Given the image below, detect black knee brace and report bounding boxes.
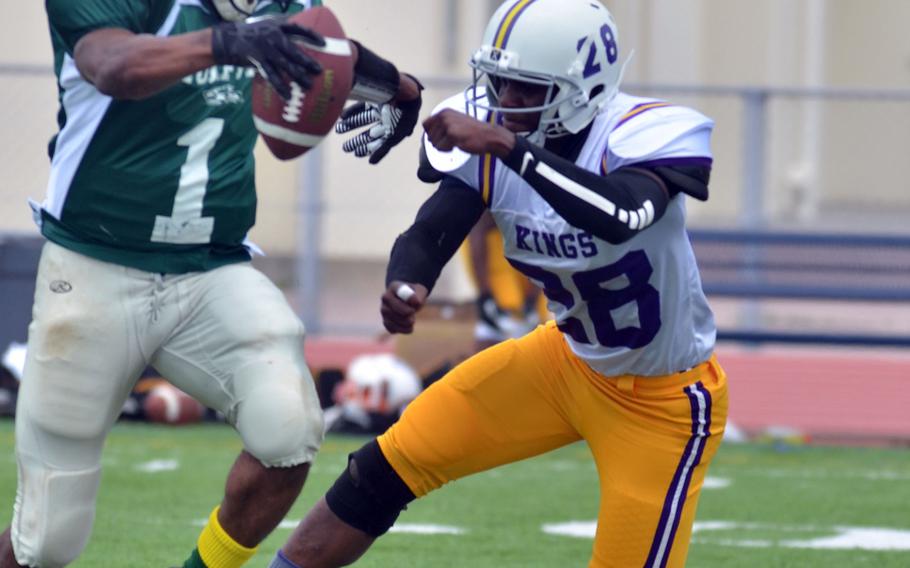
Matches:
[325,440,416,537]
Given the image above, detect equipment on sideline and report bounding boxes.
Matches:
[326,353,421,433]
[143,383,206,425]
[252,7,354,159]
[340,353,421,415]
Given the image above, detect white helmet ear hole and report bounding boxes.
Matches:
[571,91,590,108]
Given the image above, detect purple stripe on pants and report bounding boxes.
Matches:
[643,381,713,568]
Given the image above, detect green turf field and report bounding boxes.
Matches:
[0,421,907,567]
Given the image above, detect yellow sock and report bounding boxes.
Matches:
[197,506,258,568]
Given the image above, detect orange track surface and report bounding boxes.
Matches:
[716,346,910,442]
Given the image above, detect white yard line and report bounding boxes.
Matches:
[193,519,466,535]
[133,459,179,473]
[727,467,910,481]
[703,476,732,489]
[389,523,466,535]
[542,520,910,551]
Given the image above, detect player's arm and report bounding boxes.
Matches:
[381,178,486,334]
[74,19,324,100]
[74,29,213,99]
[423,110,710,245]
[499,135,710,244]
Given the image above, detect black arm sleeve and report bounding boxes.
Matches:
[386,177,486,292]
[501,136,710,244]
[349,40,400,104]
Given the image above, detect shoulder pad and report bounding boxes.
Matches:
[608,105,714,167]
[417,143,445,184]
[420,89,490,187]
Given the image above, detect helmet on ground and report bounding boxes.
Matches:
[337,354,422,417]
[467,0,627,140]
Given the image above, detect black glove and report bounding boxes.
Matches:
[211,16,325,100]
[334,75,423,164]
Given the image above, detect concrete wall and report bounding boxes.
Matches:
[0,5,57,234]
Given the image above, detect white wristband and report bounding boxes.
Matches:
[395,284,416,302]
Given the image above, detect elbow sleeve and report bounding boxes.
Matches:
[386,178,485,291]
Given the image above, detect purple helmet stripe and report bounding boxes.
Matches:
[493,0,538,49]
[500,0,538,49]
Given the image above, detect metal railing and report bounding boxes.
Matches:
[688,228,910,347]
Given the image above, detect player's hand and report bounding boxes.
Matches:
[211,16,325,100]
[423,109,516,157]
[381,282,428,334]
[336,75,424,164]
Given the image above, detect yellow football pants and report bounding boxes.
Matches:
[379,321,728,567]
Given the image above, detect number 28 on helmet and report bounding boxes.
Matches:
[467,0,630,141]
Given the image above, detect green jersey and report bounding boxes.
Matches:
[41,0,320,273]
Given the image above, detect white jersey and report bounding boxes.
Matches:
[426,91,717,377]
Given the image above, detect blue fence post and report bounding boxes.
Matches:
[740,89,769,334]
[298,145,325,335]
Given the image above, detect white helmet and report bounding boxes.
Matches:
[467,0,627,140]
[336,354,421,419]
[207,0,257,21]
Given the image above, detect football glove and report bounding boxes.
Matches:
[211,16,325,100]
[335,76,424,164]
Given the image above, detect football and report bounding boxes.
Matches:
[143,384,206,426]
[252,7,354,160]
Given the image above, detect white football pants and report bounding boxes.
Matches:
[11,241,323,567]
